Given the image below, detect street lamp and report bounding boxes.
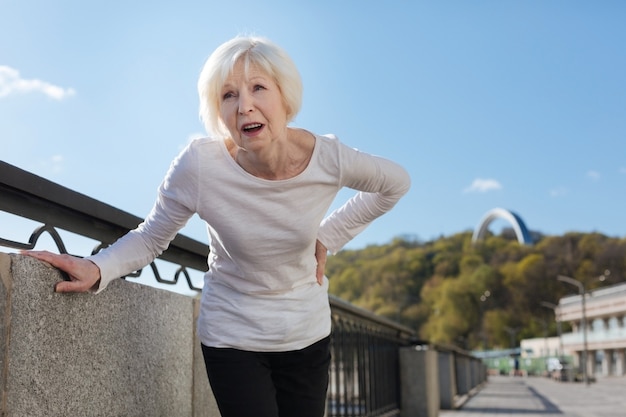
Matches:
[479,290,491,349]
[540,301,563,361]
[504,326,518,349]
[557,275,589,385]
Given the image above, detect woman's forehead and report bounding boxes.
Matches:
[223,59,272,84]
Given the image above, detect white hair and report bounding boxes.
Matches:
[197,36,303,138]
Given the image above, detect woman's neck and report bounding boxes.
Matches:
[228,128,315,180]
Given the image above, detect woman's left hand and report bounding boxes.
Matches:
[314,239,327,285]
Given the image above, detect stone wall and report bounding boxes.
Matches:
[0,253,220,417]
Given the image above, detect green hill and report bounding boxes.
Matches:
[326,230,626,350]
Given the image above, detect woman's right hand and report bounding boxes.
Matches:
[20,250,102,293]
[314,239,327,286]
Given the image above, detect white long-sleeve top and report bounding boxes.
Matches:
[88,133,410,351]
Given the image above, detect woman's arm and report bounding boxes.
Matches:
[23,142,201,294]
[87,145,200,292]
[318,144,411,254]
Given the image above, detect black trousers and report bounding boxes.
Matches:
[201,336,331,417]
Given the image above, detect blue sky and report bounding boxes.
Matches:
[2,0,626,255]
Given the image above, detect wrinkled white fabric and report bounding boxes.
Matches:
[88,133,410,351]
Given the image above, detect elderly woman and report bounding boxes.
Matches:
[24,36,410,417]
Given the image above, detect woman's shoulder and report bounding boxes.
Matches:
[308,131,340,151]
[186,136,223,150]
[168,136,230,177]
[294,129,363,161]
[179,136,229,159]
[313,132,358,157]
[313,132,339,143]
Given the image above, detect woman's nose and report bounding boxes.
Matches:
[238,92,253,114]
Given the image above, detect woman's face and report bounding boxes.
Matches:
[219,59,288,150]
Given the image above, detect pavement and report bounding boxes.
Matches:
[438,374,626,417]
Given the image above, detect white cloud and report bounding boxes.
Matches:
[463,178,502,193]
[587,170,601,180]
[550,187,568,197]
[37,154,64,174]
[0,65,76,100]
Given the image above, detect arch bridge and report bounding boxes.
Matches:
[472,208,532,245]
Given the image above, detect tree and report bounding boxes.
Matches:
[326,232,626,350]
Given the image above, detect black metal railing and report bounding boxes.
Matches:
[1,160,418,415]
[328,296,416,417]
[0,161,208,289]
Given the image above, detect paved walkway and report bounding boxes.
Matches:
[439,375,626,417]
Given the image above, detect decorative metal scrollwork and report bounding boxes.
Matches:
[1,224,68,254]
[0,222,202,292]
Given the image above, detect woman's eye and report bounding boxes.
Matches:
[253,84,265,92]
[222,91,235,100]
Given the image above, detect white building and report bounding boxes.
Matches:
[520,336,568,360]
[558,281,626,377]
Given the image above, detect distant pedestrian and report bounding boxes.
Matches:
[23,35,410,417]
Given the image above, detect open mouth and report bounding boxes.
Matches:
[242,123,263,134]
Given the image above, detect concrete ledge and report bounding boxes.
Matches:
[1,252,10,412]
[0,253,219,417]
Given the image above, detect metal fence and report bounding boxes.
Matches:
[329,296,415,416]
[0,161,416,416]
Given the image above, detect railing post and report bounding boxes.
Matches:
[399,345,439,417]
[437,350,457,409]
